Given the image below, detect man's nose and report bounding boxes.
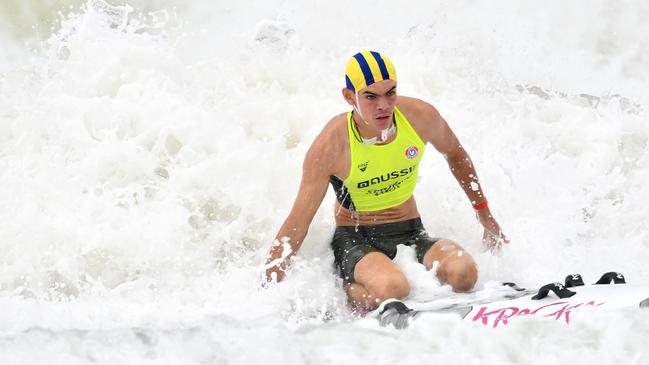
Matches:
[377,97,389,110]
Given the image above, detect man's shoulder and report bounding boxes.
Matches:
[396,96,444,144]
[301,112,349,176]
[324,112,348,129]
[317,112,349,142]
[307,112,349,156]
[396,96,439,117]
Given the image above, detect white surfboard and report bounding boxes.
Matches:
[377,274,649,329]
[460,283,649,328]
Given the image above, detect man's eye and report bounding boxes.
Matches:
[366,95,376,100]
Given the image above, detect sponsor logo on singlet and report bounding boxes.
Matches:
[357,165,416,189]
[405,146,419,159]
[357,161,368,172]
[366,180,405,196]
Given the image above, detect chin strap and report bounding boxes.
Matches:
[353,91,366,123]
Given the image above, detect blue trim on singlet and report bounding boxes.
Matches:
[329,175,355,211]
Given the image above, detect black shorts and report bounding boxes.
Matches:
[331,218,440,285]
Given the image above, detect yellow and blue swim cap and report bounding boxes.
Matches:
[345,51,397,92]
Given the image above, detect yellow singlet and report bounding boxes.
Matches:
[330,107,426,212]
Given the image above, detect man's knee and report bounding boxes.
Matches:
[354,252,411,302]
[370,274,411,301]
[442,256,477,292]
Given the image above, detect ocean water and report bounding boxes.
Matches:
[1,0,648,363]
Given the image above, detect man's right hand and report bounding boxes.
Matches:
[263,262,286,287]
[262,238,294,287]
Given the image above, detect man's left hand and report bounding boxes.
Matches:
[476,209,509,253]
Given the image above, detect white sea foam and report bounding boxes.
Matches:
[1,0,649,364]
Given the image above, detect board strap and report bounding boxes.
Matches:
[531,282,576,300]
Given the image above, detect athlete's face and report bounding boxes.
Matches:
[349,80,397,130]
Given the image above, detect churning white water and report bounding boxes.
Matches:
[1,0,649,363]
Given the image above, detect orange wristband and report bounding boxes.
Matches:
[472,200,488,210]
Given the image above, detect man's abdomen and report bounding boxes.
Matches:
[334,196,420,226]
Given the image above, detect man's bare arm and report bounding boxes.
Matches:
[427,111,487,208]
[408,100,508,250]
[264,128,337,283]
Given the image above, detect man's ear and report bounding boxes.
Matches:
[342,88,356,106]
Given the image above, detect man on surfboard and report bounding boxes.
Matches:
[264,51,507,310]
